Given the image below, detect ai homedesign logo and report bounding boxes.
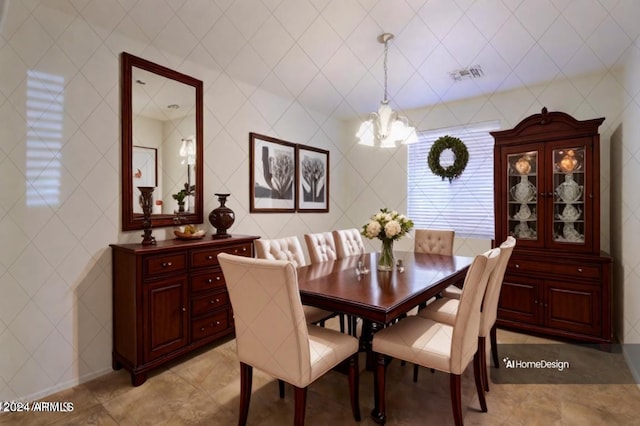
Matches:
[502,356,570,372]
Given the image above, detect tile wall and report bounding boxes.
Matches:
[0,0,639,402]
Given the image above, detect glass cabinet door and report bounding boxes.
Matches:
[552,147,585,245]
[507,151,539,242]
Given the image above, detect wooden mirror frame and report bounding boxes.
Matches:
[121,52,203,231]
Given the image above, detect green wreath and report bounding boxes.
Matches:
[427,135,469,183]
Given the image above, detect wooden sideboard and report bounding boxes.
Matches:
[111,235,259,386]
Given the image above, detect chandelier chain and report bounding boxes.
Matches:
[383,38,389,103]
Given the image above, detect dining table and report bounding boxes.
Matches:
[297,251,474,368]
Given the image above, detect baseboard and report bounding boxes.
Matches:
[13,367,113,402]
[622,344,640,390]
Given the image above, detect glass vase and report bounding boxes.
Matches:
[378,239,395,271]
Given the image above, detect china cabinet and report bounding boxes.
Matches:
[111,235,259,385]
[492,108,612,345]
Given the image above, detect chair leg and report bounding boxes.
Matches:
[490,324,499,368]
[473,352,488,413]
[239,362,253,426]
[348,353,361,421]
[293,386,307,426]
[449,373,463,426]
[449,373,462,426]
[371,353,386,424]
[478,336,489,392]
[278,379,285,398]
[348,315,358,337]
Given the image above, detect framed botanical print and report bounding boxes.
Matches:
[297,144,329,212]
[249,133,297,212]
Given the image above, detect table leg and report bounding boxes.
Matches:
[361,320,386,371]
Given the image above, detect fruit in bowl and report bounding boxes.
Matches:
[174,225,205,239]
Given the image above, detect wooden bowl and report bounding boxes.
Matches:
[174,229,206,240]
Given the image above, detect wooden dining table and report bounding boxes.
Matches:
[297,251,474,368]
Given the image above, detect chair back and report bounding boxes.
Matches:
[218,253,312,387]
[479,236,516,336]
[450,247,500,374]
[304,232,337,263]
[254,236,307,267]
[414,229,455,256]
[332,229,366,258]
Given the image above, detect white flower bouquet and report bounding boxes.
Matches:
[362,208,414,242]
[362,208,414,271]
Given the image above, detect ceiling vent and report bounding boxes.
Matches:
[449,65,484,82]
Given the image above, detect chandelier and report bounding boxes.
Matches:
[356,33,417,148]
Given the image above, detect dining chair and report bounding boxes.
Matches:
[417,236,516,391]
[371,247,501,426]
[304,232,354,336]
[304,231,337,263]
[414,228,455,255]
[332,228,366,259]
[413,228,456,309]
[218,254,361,426]
[254,236,342,329]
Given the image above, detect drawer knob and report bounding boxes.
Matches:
[216,321,220,325]
[207,255,213,260]
[207,278,213,284]
[578,268,583,272]
[515,264,520,268]
[234,249,238,253]
[216,276,221,281]
[182,307,186,312]
[242,247,247,252]
[201,327,205,332]
[162,262,172,267]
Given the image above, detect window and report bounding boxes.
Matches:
[407,121,500,239]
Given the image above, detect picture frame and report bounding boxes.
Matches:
[297,144,329,212]
[249,133,297,213]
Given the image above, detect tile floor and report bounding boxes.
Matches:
[1,324,639,425]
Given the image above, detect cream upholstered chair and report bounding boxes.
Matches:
[418,237,516,391]
[332,228,366,259]
[414,228,455,255]
[254,237,338,327]
[218,254,360,425]
[304,232,354,336]
[371,248,501,426]
[413,228,456,310]
[304,232,338,263]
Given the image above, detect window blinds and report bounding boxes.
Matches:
[407,121,500,239]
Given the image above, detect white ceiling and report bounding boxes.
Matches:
[59,0,640,119]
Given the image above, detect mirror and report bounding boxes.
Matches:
[121,52,203,231]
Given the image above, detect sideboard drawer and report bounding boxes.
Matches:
[145,252,187,276]
[192,291,228,316]
[191,269,225,292]
[191,311,228,341]
[509,259,600,279]
[191,243,252,268]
